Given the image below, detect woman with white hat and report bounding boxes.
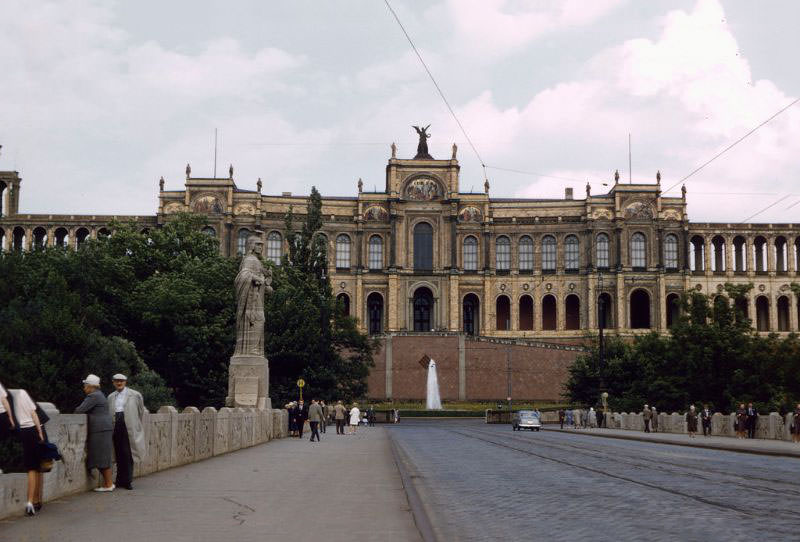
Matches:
[75,374,114,491]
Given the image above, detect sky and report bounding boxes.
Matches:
[1,0,798,223]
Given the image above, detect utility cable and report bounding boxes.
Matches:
[664,96,800,194]
[739,194,793,223]
[383,0,487,180]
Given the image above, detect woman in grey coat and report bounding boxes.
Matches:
[75,374,114,491]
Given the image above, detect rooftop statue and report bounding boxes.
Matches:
[413,124,433,159]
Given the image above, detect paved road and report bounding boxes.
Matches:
[388,419,800,542]
[1,426,420,542]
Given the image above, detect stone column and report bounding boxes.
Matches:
[615,227,623,270]
[450,219,457,271]
[767,235,776,275]
[656,228,664,270]
[47,227,55,247]
[483,279,492,334]
[587,274,596,329]
[385,335,393,399]
[510,287,518,331]
[389,216,397,268]
[748,294,756,331]
[616,274,626,330]
[747,236,755,276]
[356,230,363,271]
[449,275,459,331]
[657,274,667,331]
[789,240,797,275]
[682,229,690,271]
[790,293,799,332]
[387,273,399,331]
[769,291,778,331]
[704,237,712,276]
[725,236,734,276]
[458,334,466,401]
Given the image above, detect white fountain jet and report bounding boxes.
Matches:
[426,359,442,410]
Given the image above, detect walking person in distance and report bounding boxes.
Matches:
[686,405,698,438]
[700,404,712,437]
[651,406,658,433]
[791,404,800,444]
[75,374,114,491]
[643,404,652,433]
[107,374,147,490]
[334,400,346,434]
[746,402,759,439]
[307,399,324,442]
[735,403,747,439]
[349,403,361,434]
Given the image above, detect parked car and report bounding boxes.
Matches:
[512,410,542,431]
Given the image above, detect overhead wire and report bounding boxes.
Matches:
[739,194,793,223]
[383,0,487,180]
[663,96,800,195]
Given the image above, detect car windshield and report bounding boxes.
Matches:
[519,411,537,418]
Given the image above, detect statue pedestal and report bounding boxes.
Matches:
[226,355,270,410]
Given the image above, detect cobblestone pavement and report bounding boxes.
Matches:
[0,425,420,542]
[388,419,800,542]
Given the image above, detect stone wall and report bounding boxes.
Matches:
[0,405,288,520]
[570,410,796,441]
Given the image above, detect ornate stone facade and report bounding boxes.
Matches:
[2,145,799,339]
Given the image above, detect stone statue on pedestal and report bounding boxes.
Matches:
[413,125,432,159]
[227,235,273,409]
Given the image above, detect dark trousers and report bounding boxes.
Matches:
[309,421,320,441]
[336,419,345,434]
[320,419,326,433]
[747,419,756,439]
[113,413,134,487]
[297,419,305,438]
[644,420,650,432]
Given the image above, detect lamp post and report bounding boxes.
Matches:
[598,272,607,427]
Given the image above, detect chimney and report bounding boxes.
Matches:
[565,187,573,200]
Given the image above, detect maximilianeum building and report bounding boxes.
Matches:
[2,141,799,401]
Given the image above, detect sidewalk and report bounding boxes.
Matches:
[548,426,800,457]
[0,425,421,542]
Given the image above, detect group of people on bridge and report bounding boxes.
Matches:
[0,374,146,517]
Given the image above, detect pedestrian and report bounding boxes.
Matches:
[334,400,346,434]
[75,374,114,491]
[686,405,698,438]
[791,404,800,444]
[597,408,604,429]
[746,402,758,439]
[106,374,147,490]
[643,404,652,433]
[582,408,588,429]
[295,399,308,439]
[367,405,375,427]
[8,388,45,516]
[558,409,565,429]
[588,407,597,428]
[307,399,324,442]
[735,403,747,439]
[0,379,16,439]
[651,406,658,433]
[320,401,328,434]
[349,403,361,434]
[573,408,581,429]
[700,404,712,437]
[565,409,574,428]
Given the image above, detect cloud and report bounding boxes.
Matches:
[444,0,627,59]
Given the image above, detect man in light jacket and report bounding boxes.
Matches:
[307,399,324,442]
[107,374,147,490]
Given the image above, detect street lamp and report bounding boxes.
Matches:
[598,272,607,427]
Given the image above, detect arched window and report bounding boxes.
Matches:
[664,234,679,270]
[463,236,478,271]
[630,289,651,329]
[54,227,69,248]
[267,231,282,265]
[565,295,580,330]
[596,233,609,269]
[463,294,480,335]
[542,235,556,273]
[201,226,216,238]
[97,227,111,239]
[336,293,350,316]
[413,287,434,331]
[775,237,788,272]
[630,233,646,269]
[733,236,747,272]
[335,234,350,269]
[367,292,383,334]
[690,235,705,271]
[33,227,47,249]
[519,295,534,330]
[598,292,613,328]
[712,236,726,272]
[496,236,511,271]
[519,236,533,271]
[237,229,251,256]
[666,293,680,328]
[76,227,90,249]
[368,235,383,270]
[565,235,579,272]
[542,295,557,330]
[496,295,510,331]
[12,227,25,251]
[413,222,433,271]
[756,296,770,331]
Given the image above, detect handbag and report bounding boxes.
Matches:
[37,430,62,473]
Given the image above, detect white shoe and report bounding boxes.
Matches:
[94,485,115,492]
[25,502,35,516]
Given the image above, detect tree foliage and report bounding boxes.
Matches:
[566,286,800,413]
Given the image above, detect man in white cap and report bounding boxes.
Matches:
[107,373,147,490]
